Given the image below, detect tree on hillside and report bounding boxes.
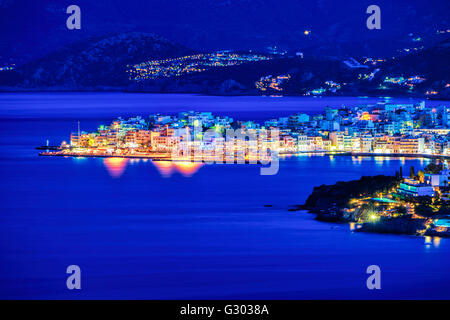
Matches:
[424,162,443,174]
[410,166,416,179]
[418,170,425,183]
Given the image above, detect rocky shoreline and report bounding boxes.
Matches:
[299,175,450,238]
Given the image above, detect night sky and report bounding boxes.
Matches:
[0,0,449,63]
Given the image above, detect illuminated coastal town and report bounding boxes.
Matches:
[44,101,450,158]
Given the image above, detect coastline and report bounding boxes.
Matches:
[342,152,450,160]
[38,150,276,163]
[38,149,450,161]
[1,88,449,101]
[299,206,450,238]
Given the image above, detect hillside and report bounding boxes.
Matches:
[128,55,361,95]
[374,39,450,98]
[0,32,192,89]
[1,33,449,98]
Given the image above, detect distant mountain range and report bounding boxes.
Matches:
[1,32,449,99]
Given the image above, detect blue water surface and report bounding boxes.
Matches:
[0,93,449,299]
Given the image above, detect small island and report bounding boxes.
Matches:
[302,162,450,238]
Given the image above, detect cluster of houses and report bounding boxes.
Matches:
[128,51,273,81]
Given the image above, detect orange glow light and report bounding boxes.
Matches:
[152,160,174,178]
[152,160,203,178]
[173,161,203,177]
[103,157,128,178]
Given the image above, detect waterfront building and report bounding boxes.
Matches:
[396,137,425,154]
[398,178,435,197]
[307,136,323,151]
[70,132,80,146]
[297,135,310,152]
[360,135,374,152]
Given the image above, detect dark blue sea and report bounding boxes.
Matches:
[1,93,449,299]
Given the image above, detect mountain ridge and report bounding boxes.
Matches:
[0,32,192,89]
[1,32,449,99]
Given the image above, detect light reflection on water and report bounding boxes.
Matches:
[103,157,128,178]
[351,156,362,165]
[374,156,384,166]
[151,160,204,178]
[434,237,441,248]
[100,155,433,178]
[102,158,204,178]
[173,161,204,177]
[355,156,430,169]
[425,236,442,248]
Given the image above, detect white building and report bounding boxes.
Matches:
[425,169,450,187]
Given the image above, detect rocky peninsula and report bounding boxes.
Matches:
[301,174,450,238]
